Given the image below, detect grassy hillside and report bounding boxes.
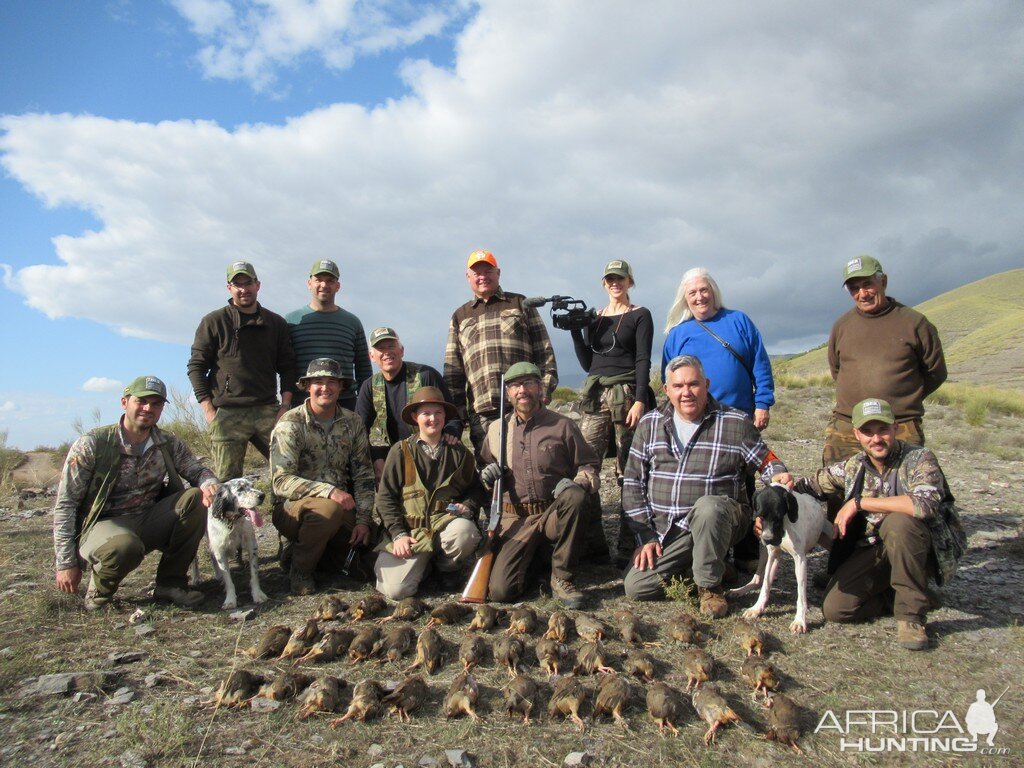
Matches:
[778,268,1024,390]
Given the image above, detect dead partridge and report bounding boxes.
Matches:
[548,674,588,732]
[575,614,607,643]
[279,619,321,660]
[682,648,714,691]
[208,669,264,708]
[382,674,429,721]
[624,649,657,683]
[373,622,416,664]
[244,624,292,659]
[311,595,347,621]
[692,684,742,745]
[667,613,703,646]
[444,671,482,721]
[296,675,346,720]
[493,635,525,678]
[574,641,615,676]
[740,656,779,701]
[503,675,538,724]
[467,603,500,632]
[378,596,427,624]
[735,619,766,657]
[613,608,642,645]
[459,635,487,671]
[405,627,444,674]
[646,682,686,736]
[543,611,574,642]
[329,679,383,725]
[506,606,538,636]
[535,638,569,677]
[257,670,314,701]
[296,627,356,665]
[764,693,805,754]
[347,626,381,663]
[594,672,632,730]
[349,593,388,622]
[425,601,470,628]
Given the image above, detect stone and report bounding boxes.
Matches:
[368,744,384,757]
[564,752,594,767]
[108,687,135,705]
[72,692,98,703]
[419,757,439,767]
[445,749,474,768]
[128,609,148,625]
[250,697,283,713]
[370,764,386,768]
[224,746,246,756]
[229,608,257,622]
[119,749,147,768]
[32,671,117,696]
[108,651,147,665]
[0,647,13,659]
[134,625,156,637]
[103,730,117,739]
[144,673,168,689]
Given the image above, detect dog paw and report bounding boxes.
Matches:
[221,599,237,611]
[252,589,269,604]
[742,608,764,620]
[789,620,807,634]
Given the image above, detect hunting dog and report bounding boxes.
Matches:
[192,478,269,610]
[727,484,831,633]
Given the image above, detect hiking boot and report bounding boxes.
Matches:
[83,586,112,611]
[290,570,316,596]
[698,586,729,619]
[153,585,205,608]
[896,620,929,651]
[550,576,585,609]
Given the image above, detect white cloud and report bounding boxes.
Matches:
[0,401,15,413]
[170,0,463,92]
[1,0,1023,370]
[82,377,124,393]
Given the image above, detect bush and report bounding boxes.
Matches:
[964,397,987,427]
[550,386,579,404]
[0,430,25,499]
[926,383,1024,418]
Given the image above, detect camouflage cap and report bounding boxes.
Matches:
[603,259,633,281]
[226,261,257,281]
[467,250,498,269]
[297,358,354,389]
[842,255,883,284]
[369,326,399,347]
[124,375,167,401]
[852,398,895,429]
[504,361,542,383]
[309,259,340,278]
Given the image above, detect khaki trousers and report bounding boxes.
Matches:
[80,488,207,596]
[272,497,356,576]
[208,404,278,481]
[373,518,482,599]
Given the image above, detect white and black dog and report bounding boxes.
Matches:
[193,478,269,610]
[727,483,831,634]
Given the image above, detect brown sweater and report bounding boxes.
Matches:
[828,298,947,421]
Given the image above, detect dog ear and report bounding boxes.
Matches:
[209,484,226,518]
[785,491,799,523]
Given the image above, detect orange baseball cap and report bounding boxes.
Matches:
[467,250,498,269]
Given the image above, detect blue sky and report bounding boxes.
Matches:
[2,0,1022,450]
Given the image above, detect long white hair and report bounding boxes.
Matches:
[664,267,725,332]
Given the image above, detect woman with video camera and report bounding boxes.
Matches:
[571,259,655,566]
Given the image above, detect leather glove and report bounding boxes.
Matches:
[553,478,582,498]
[480,463,504,488]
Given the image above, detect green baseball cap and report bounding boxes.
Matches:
[309,259,340,278]
[842,255,883,284]
[297,357,354,389]
[852,398,895,429]
[603,259,633,280]
[504,362,542,383]
[369,326,399,347]
[124,375,167,401]
[226,261,257,281]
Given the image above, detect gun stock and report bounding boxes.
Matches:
[460,540,494,604]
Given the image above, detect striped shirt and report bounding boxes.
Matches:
[622,399,787,544]
[285,305,372,405]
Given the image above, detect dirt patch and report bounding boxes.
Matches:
[10,451,60,490]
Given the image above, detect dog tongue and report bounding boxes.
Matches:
[244,508,264,528]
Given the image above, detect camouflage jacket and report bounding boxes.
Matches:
[270,400,376,528]
[795,441,965,584]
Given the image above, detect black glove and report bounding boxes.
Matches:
[480,463,503,488]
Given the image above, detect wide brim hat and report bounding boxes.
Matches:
[297,357,354,389]
[401,386,460,425]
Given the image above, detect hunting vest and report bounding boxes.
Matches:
[369,362,425,447]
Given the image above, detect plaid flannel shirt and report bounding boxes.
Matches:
[622,398,787,545]
[443,289,558,421]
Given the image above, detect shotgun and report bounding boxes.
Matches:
[461,373,507,603]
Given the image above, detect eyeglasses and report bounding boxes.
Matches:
[506,380,539,391]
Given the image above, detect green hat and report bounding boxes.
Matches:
[297,357,354,389]
[603,259,633,281]
[369,326,399,347]
[842,255,883,284]
[124,375,167,401]
[226,261,257,281]
[309,259,340,278]
[852,398,895,429]
[504,362,542,383]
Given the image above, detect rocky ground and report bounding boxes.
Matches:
[0,385,1021,767]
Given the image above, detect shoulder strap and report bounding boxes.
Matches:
[157,431,185,492]
[401,439,417,490]
[693,319,754,383]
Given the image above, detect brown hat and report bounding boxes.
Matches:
[401,386,459,426]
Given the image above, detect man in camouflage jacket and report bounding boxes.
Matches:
[794,398,965,651]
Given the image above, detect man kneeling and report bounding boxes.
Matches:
[373,387,485,598]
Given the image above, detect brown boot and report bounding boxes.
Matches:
[896,620,929,651]
[550,576,585,609]
[698,586,729,619]
[290,570,316,596]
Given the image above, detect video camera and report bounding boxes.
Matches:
[524,295,597,332]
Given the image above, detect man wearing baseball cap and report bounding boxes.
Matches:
[188,261,297,481]
[824,256,947,465]
[286,259,372,412]
[53,376,219,610]
[792,397,964,650]
[270,358,376,594]
[444,249,558,457]
[355,326,462,482]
